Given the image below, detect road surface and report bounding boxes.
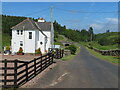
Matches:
[26,46,118,88]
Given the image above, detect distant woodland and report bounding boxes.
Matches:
[2,15,119,49]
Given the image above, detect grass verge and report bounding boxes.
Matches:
[61,54,76,61]
[86,47,120,64]
[61,46,80,61]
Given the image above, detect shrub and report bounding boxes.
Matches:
[98,37,112,46]
[68,45,77,55]
[6,46,10,51]
[18,47,23,53]
[35,48,42,54]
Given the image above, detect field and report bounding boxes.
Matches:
[87,41,118,50]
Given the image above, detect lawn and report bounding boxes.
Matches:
[86,47,119,64]
[80,41,118,50]
[88,41,118,50]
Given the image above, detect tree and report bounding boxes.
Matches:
[88,27,94,42]
[106,30,110,33]
[68,45,77,55]
[80,29,89,42]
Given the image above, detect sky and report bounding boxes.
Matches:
[2,2,118,34]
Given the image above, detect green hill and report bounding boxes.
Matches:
[85,32,119,50]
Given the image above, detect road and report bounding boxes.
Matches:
[28,46,118,88]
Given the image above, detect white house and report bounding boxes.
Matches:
[11,18,54,54]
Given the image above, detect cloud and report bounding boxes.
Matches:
[90,24,103,30]
[105,18,118,23]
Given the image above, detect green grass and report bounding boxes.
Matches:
[89,41,118,50]
[57,35,64,41]
[86,47,120,64]
[80,41,118,50]
[1,88,17,90]
[61,54,76,61]
[55,35,64,42]
[54,41,63,46]
[0,32,2,51]
[2,33,11,47]
[61,45,80,61]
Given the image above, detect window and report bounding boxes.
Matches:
[20,41,23,46]
[40,42,43,45]
[17,30,23,35]
[29,32,32,39]
[21,30,23,35]
[17,30,19,35]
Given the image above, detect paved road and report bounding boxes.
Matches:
[29,46,118,88]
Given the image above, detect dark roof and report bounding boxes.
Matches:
[11,18,51,31]
[36,22,51,31]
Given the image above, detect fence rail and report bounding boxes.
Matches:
[86,45,120,56]
[0,53,54,88]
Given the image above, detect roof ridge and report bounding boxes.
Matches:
[11,18,27,29]
[35,22,47,37]
[28,19,37,30]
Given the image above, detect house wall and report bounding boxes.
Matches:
[43,31,51,52]
[24,30,36,53]
[11,30,52,54]
[37,31,45,53]
[11,30,36,53]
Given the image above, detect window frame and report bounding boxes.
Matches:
[17,30,19,35]
[29,32,32,39]
[20,41,23,46]
[21,30,23,35]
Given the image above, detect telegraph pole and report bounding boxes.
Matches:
[50,6,54,48]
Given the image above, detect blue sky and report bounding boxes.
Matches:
[2,2,118,33]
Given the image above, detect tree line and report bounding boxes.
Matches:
[54,20,94,42]
[2,15,119,46]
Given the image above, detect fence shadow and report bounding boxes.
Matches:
[0,53,54,88]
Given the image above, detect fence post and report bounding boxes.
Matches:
[48,53,51,65]
[34,58,36,76]
[14,60,18,88]
[62,50,64,58]
[45,54,48,68]
[52,54,54,63]
[56,49,58,59]
[26,63,28,82]
[40,57,43,71]
[4,59,7,87]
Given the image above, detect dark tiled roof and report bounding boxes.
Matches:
[11,18,51,31]
[36,22,51,31]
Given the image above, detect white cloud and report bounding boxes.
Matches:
[105,18,118,23]
[90,24,103,29]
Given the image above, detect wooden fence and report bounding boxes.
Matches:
[48,48,64,59]
[86,45,120,56]
[0,53,54,88]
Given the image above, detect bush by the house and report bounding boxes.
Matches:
[17,47,24,55]
[35,48,42,54]
[17,47,23,53]
[6,46,10,51]
[68,45,77,55]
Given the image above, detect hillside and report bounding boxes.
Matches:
[1,15,119,51]
[82,32,119,50]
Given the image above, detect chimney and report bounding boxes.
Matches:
[38,18,45,22]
